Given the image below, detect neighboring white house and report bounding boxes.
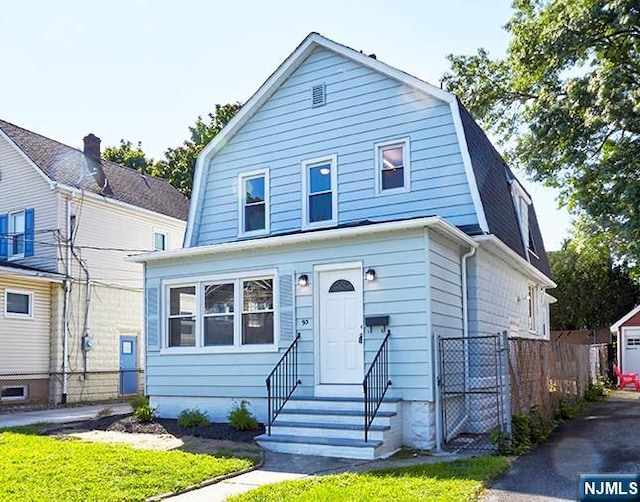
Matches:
[0,120,188,406]
[611,305,640,376]
[131,33,555,459]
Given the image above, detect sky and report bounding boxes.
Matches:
[0,0,573,250]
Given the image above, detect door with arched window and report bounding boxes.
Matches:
[317,266,363,388]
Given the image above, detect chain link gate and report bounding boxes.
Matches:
[437,332,510,450]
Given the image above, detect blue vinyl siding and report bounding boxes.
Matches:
[193,47,478,246]
[145,228,435,401]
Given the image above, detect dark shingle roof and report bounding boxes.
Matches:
[0,119,188,221]
[458,102,552,278]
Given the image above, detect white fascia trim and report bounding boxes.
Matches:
[183,32,470,245]
[544,292,558,304]
[0,128,56,189]
[0,266,64,283]
[56,184,186,225]
[510,179,533,205]
[130,216,477,264]
[611,304,640,332]
[449,100,490,233]
[474,234,556,288]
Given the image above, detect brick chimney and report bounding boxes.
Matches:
[83,133,101,159]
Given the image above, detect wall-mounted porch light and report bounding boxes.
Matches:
[365,269,376,281]
[297,274,309,287]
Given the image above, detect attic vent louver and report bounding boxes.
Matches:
[311,84,326,107]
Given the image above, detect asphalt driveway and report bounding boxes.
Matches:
[485,390,640,501]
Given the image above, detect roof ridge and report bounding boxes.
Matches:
[0,117,185,196]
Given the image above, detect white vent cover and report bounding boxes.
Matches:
[311,84,326,107]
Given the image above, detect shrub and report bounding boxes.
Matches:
[228,400,258,431]
[133,404,157,423]
[178,409,210,428]
[130,395,149,412]
[585,381,608,401]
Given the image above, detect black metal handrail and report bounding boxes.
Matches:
[363,329,392,442]
[266,333,302,435]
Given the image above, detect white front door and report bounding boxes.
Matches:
[623,328,640,374]
[318,267,363,386]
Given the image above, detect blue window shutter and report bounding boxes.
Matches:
[279,273,295,346]
[0,214,8,259]
[146,286,160,351]
[24,209,35,257]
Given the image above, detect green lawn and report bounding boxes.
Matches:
[230,456,509,502]
[0,429,255,501]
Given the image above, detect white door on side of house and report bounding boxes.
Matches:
[318,267,363,385]
[623,328,640,375]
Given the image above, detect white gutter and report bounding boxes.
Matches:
[0,266,64,283]
[474,234,556,288]
[130,216,478,264]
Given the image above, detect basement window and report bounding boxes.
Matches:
[1,385,28,401]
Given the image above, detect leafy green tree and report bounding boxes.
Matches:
[442,0,640,271]
[152,102,241,197]
[103,139,154,173]
[103,103,241,197]
[549,239,640,330]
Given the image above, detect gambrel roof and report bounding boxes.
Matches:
[0,119,189,221]
[186,32,551,279]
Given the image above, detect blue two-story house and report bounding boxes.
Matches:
[131,33,555,459]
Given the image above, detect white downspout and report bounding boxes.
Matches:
[434,244,476,452]
[62,197,72,403]
[461,246,476,340]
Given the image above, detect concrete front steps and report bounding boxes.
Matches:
[255,396,402,459]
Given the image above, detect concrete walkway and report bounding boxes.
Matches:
[484,390,640,502]
[0,403,130,428]
[168,450,468,501]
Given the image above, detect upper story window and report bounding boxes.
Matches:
[302,155,337,229]
[10,211,25,257]
[375,138,410,195]
[165,273,276,351]
[511,180,532,258]
[153,231,167,251]
[239,170,270,236]
[5,290,33,319]
[0,209,34,260]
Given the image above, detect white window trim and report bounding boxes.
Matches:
[161,269,279,354]
[238,169,270,238]
[301,154,338,230]
[153,229,168,252]
[4,289,33,319]
[166,283,197,348]
[374,137,411,195]
[527,284,538,334]
[8,210,26,260]
[0,384,28,401]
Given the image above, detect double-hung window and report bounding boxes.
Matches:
[167,286,196,347]
[203,283,235,346]
[239,170,269,236]
[528,284,537,333]
[165,274,276,350]
[9,211,25,258]
[302,155,337,228]
[375,138,410,194]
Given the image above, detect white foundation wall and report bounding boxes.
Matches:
[401,400,436,449]
[152,395,267,424]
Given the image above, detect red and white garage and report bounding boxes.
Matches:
[612,305,640,375]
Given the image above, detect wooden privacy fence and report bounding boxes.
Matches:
[508,339,594,420]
